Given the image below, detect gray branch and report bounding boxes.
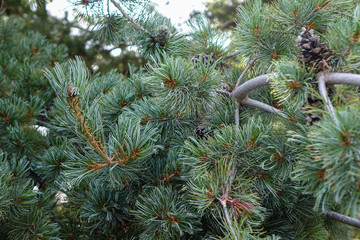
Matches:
[224,50,241,60]
[231,74,273,101]
[235,58,257,88]
[317,73,336,114]
[235,102,240,128]
[324,73,360,87]
[325,211,360,228]
[230,72,360,119]
[242,97,287,118]
[110,0,152,37]
[221,202,238,240]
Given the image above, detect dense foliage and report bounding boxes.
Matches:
[1,0,360,239]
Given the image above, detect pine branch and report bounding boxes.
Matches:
[324,73,360,87]
[217,160,238,240]
[235,102,240,128]
[242,97,286,117]
[109,0,152,37]
[231,74,272,101]
[317,72,339,126]
[230,74,285,117]
[220,201,238,240]
[68,96,112,165]
[325,211,360,228]
[235,58,257,88]
[224,50,241,59]
[317,72,335,112]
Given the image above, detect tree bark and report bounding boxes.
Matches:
[325,211,360,228]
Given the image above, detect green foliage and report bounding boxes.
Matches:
[2,0,360,239]
[271,60,315,108]
[134,186,200,239]
[293,105,360,217]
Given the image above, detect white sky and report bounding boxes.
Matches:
[46,0,208,57]
[47,0,207,30]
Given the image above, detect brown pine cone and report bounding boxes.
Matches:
[296,27,332,71]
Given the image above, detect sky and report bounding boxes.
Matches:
[46,0,208,30]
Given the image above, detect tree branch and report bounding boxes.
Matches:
[235,58,257,88]
[317,72,339,126]
[235,102,240,128]
[231,74,272,101]
[231,72,360,118]
[220,201,238,240]
[242,97,287,118]
[224,50,241,60]
[217,160,238,240]
[324,73,360,87]
[110,0,152,37]
[325,211,360,228]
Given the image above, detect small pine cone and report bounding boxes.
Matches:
[303,96,322,126]
[191,54,214,67]
[154,25,170,47]
[296,27,332,71]
[193,126,213,139]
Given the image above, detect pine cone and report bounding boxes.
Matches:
[303,96,321,126]
[296,27,332,71]
[154,25,170,47]
[193,126,214,140]
[191,54,214,67]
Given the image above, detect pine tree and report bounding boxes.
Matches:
[1,0,360,239]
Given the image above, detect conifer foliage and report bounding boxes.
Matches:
[1,0,360,239]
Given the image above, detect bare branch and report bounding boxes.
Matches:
[224,50,241,60]
[110,0,152,37]
[325,211,360,228]
[317,72,339,126]
[231,74,273,101]
[220,200,239,240]
[235,58,257,88]
[235,102,240,128]
[242,97,287,118]
[325,73,360,87]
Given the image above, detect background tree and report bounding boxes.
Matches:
[1,0,360,239]
[2,0,145,74]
